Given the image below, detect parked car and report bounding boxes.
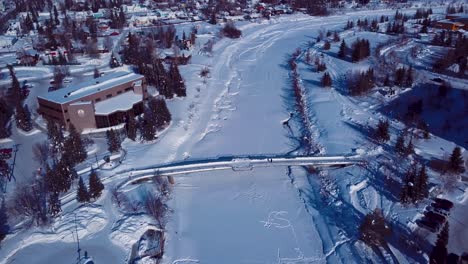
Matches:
[416,218,439,232]
[433,198,453,210]
[0,148,12,159]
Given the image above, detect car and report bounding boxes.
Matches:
[431,77,443,83]
[424,211,446,224]
[416,219,439,232]
[48,86,57,92]
[63,78,72,83]
[433,198,453,210]
[426,205,450,216]
[0,148,13,159]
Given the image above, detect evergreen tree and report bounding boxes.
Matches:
[400,165,417,204]
[395,67,406,87]
[15,103,33,131]
[63,124,87,166]
[47,118,64,157]
[0,98,12,139]
[88,170,104,199]
[338,39,347,58]
[448,147,465,173]
[430,222,449,264]
[0,199,9,242]
[48,192,61,217]
[359,209,392,246]
[76,176,90,203]
[415,165,428,201]
[7,65,23,105]
[323,41,331,50]
[149,96,172,129]
[106,129,121,153]
[54,160,73,193]
[395,133,406,155]
[321,72,332,87]
[404,66,414,87]
[168,63,186,97]
[405,139,415,155]
[375,119,390,143]
[140,107,157,141]
[126,114,137,141]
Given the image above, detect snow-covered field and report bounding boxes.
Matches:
[1,5,467,264]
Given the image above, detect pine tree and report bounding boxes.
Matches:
[375,119,390,143]
[395,134,406,155]
[48,192,61,217]
[76,176,90,203]
[415,165,428,201]
[149,97,172,129]
[323,41,331,50]
[0,98,12,139]
[395,67,406,87]
[140,107,157,141]
[338,39,347,58]
[405,139,415,155]
[0,199,9,242]
[404,66,414,87]
[321,72,332,87]
[106,129,121,153]
[359,209,392,246]
[47,119,64,158]
[169,63,186,97]
[15,103,33,131]
[448,147,464,173]
[63,124,87,166]
[126,115,137,141]
[54,160,73,193]
[430,222,449,264]
[88,170,104,199]
[400,165,416,204]
[7,65,23,105]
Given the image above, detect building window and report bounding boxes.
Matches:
[64,109,68,113]
[66,119,70,122]
[106,94,112,98]
[117,90,122,95]
[96,98,101,102]
[125,87,132,92]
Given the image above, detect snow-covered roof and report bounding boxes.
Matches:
[94,91,143,115]
[39,71,144,104]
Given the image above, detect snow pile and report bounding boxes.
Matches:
[110,214,160,251]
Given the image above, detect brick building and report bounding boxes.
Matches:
[37,71,148,132]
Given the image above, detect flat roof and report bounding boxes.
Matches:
[94,91,143,115]
[38,71,143,104]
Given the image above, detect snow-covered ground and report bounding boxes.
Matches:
[2,5,467,264]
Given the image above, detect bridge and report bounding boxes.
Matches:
[116,154,364,188]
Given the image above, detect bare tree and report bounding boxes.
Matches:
[32,141,50,166]
[143,192,167,229]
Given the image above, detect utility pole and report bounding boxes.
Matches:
[74,214,81,262]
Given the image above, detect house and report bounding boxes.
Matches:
[37,70,148,132]
[434,20,465,31]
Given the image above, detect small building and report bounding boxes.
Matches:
[37,71,148,132]
[434,19,465,31]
